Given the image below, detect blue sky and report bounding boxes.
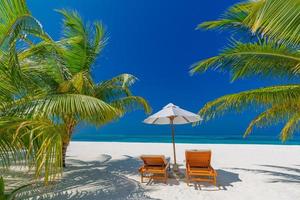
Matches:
[28,0,298,140]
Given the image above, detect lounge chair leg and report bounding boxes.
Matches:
[214,176,217,186]
[164,172,167,184]
[141,174,144,183]
[186,176,189,186]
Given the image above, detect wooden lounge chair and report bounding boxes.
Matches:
[139,155,170,184]
[185,150,217,186]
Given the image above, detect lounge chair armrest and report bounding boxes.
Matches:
[138,165,144,172]
[208,165,217,174]
[186,163,190,170]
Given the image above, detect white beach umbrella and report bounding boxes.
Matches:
[143,103,202,168]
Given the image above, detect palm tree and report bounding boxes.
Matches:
[33,9,151,168]
[191,0,300,141]
[0,0,63,183]
[0,1,151,184]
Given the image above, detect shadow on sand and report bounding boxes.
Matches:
[10,155,246,199]
[185,169,241,191]
[231,165,300,184]
[15,155,158,200]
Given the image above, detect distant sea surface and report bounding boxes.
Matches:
[72,132,300,145]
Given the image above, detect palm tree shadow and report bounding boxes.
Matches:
[0,167,35,192]
[111,157,241,189]
[216,169,242,190]
[15,155,159,200]
[104,155,141,175]
[9,155,245,198]
[231,165,300,184]
[104,155,180,186]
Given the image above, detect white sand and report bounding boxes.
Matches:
[58,142,300,200]
[22,142,300,200]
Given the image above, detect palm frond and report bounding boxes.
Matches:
[244,102,300,141]
[195,0,300,141]
[245,0,300,46]
[191,40,300,81]
[6,94,120,125]
[95,74,138,101]
[18,39,74,83]
[58,72,85,93]
[198,1,254,31]
[0,117,63,183]
[92,22,106,55]
[199,85,300,120]
[244,102,295,134]
[198,0,300,45]
[56,9,106,74]
[280,114,300,141]
[0,0,50,48]
[111,96,152,115]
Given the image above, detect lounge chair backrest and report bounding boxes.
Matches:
[185,150,211,167]
[140,155,167,166]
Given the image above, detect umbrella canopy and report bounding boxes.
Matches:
[144,103,202,124]
[143,103,202,168]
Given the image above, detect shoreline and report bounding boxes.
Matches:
[71,139,300,146]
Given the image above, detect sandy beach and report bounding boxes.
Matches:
[19,141,299,200]
[1,0,300,200]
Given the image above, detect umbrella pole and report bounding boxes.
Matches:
[171,119,177,166]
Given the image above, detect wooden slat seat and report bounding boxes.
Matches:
[185,150,217,186]
[139,155,169,184]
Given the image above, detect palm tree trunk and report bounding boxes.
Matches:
[62,118,76,168]
[62,139,70,168]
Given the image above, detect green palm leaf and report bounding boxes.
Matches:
[194,0,300,142]
[280,114,300,141]
[245,0,300,46]
[95,74,139,101]
[0,117,64,183]
[244,102,300,141]
[198,1,254,31]
[198,0,300,45]
[199,85,300,120]
[6,94,120,125]
[0,0,50,48]
[191,40,300,80]
[111,96,152,115]
[56,9,106,74]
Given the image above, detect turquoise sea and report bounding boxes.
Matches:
[72,132,300,145]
